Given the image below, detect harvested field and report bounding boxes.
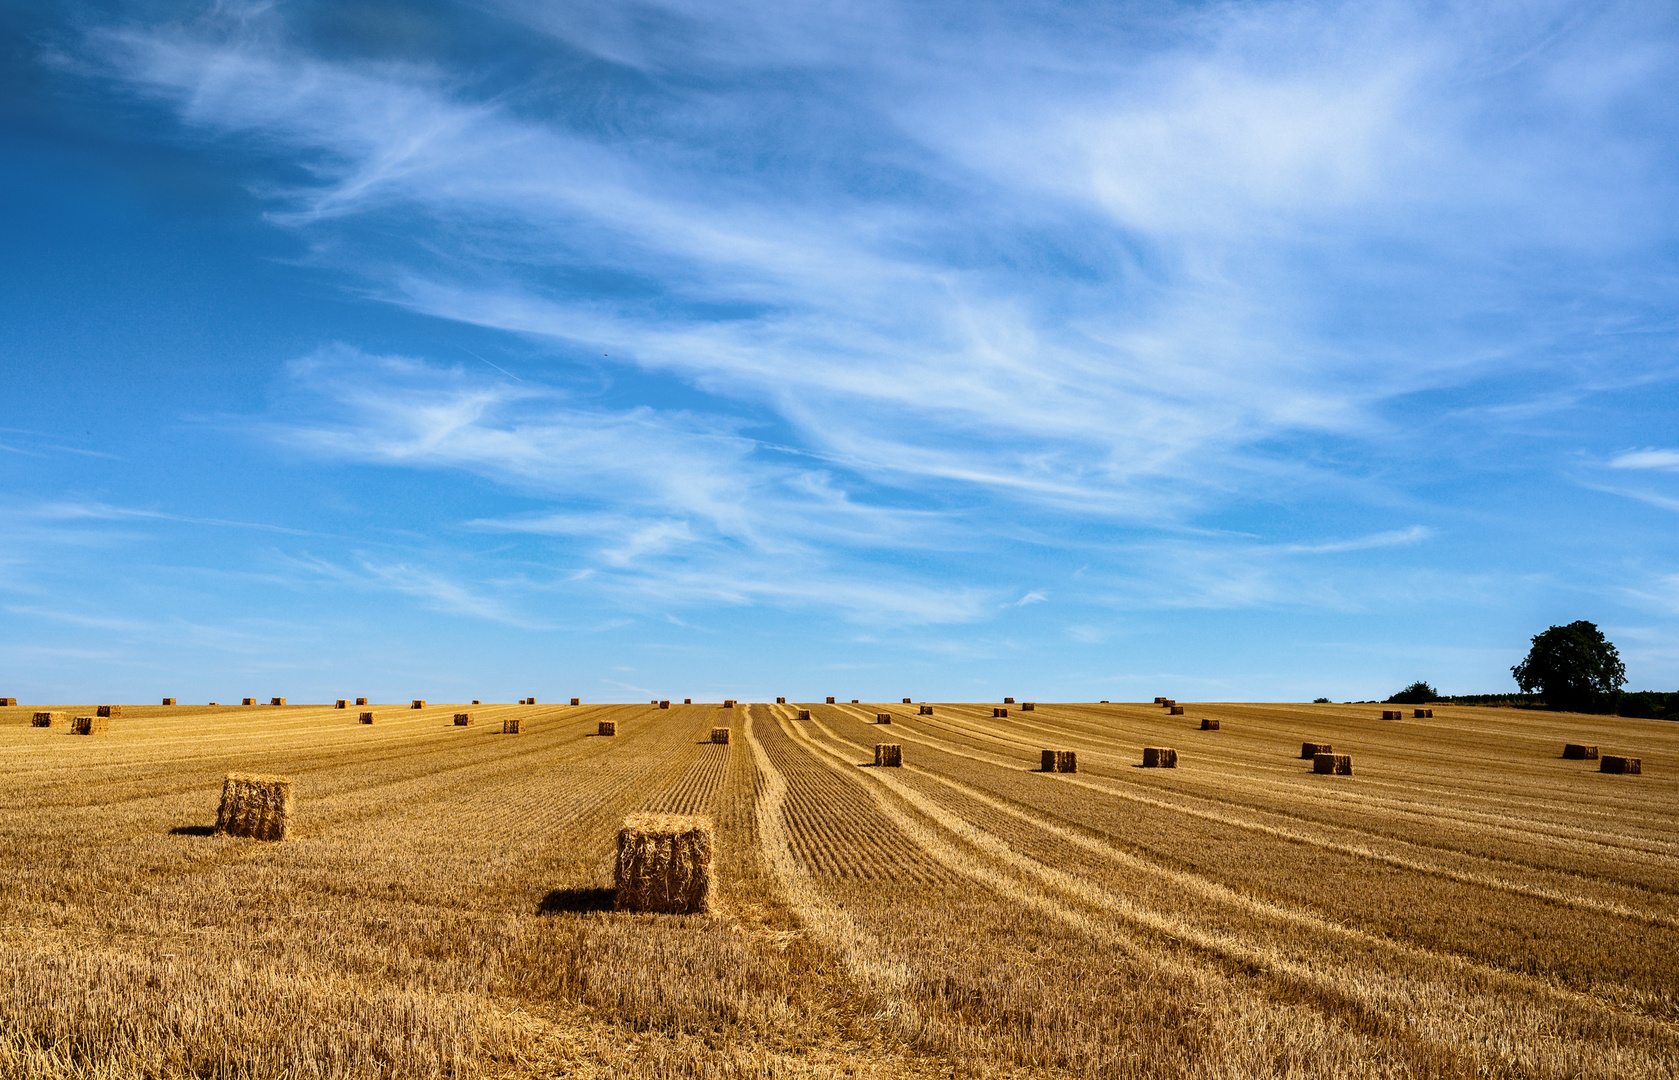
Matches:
[0,698,1675,1079]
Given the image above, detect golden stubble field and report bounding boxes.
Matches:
[1,698,1675,1079]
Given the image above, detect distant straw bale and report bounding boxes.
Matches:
[1562,743,1598,760]
[0,697,15,706]
[777,697,786,704]
[614,813,713,914]
[335,700,347,709]
[72,715,107,735]
[1169,705,1185,715]
[528,698,538,705]
[919,705,933,715]
[1381,710,1402,720]
[162,698,176,706]
[1161,699,1176,708]
[355,697,368,706]
[1601,755,1642,775]
[1022,702,1036,711]
[472,700,481,705]
[710,727,730,745]
[502,716,522,734]
[571,698,581,706]
[1301,741,1333,759]
[1413,709,1433,718]
[826,697,836,704]
[723,700,735,709]
[1041,749,1075,773]
[1154,696,1166,704]
[599,720,617,737]
[243,698,256,706]
[993,707,1008,718]
[660,700,670,709]
[454,713,473,726]
[1142,747,1177,768]
[876,713,891,724]
[270,698,285,706]
[1041,749,1056,772]
[875,743,902,767]
[1314,753,1353,775]
[851,699,859,704]
[359,712,375,724]
[32,711,63,728]
[215,773,293,841]
[1004,697,1015,704]
[684,698,692,705]
[1200,719,1220,730]
[797,709,811,720]
[902,697,912,703]
[96,705,121,718]
[411,700,426,709]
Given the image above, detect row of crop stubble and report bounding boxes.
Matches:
[0,699,1675,1078]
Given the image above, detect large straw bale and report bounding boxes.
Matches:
[1041,749,1056,772]
[797,709,811,720]
[1381,710,1402,720]
[1022,702,1036,711]
[1169,705,1185,715]
[1313,753,1353,775]
[1004,697,1015,704]
[710,727,730,744]
[1200,718,1220,730]
[659,700,670,709]
[876,712,891,724]
[993,707,1008,717]
[454,712,473,726]
[411,699,426,709]
[684,698,692,705]
[614,813,713,914]
[243,698,256,706]
[1142,747,1176,768]
[162,698,176,706]
[0,697,15,706]
[1301,741,1333,759]
[826,696,836,704]
[1601,755,1642,775]
[600,720,617,737]
[777,697,786,704]
[1413,708,1433,718]
[72,715,106,735]
[1562,743,1598,760]
[919,705,933,715]
[875,743,902,767]
[571,697,581,706]
[96,705,121,718]
[355,697,368,706]
[472,700,481,705]
[528,698,538,705]
[335,699,347,709]
[723,699,736,709]
[32,711,64,728]
[902,697,912,704]
[1161,699,1176,708]
[502,716,522,734]
[1041,749,1076,772]
[215,773,293,841]
[270,698,286,706]
[359,712,376,724]
[1154,696,1166,704]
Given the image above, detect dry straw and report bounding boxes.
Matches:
[335,700,347,709]
[472,699,481,705]
[875,743,902,767]
[614,812,714,914]
[502,716,522,734]
[411,699,426,709]
[1041,749,1076,773]
[242,698,256,706]
[1562,743,1599,760]
[993,707,1008,718]
[1154,696,1166,704]
[71,716,106,735]
[215,773,293,841]
[32,711,64,728]
[902,697,912,704]
[723,699,736,709]
[684,698,692,705]
[1022,702,1036,711]
[659,700,670,709]
[919,705,933,715]
[359,712,375,724]
[270,698,286,706]
[1169,705,1185,715]
[600,720,617,737]
[1161,699,1176,708]
[0,697,15,706]
[1413,708,1434,718]
[1301,741,1333,758]
[96,705,121,718]
[1142,747,1177,768]
[710,727,730,745]
[876,713,892,724]
[571,697,581,706]
[1200,718,1220,730]
[1601,755,1642,775]
[1004,697,1015,704]
[776,696,786,704]
[454,713,473,726]
[1381,710,1403,720]
[355,697,368,706]
[162,697,176,706]
[1314,753,1354,775]
[826,696,836,704]
[797,709,811,720]
[527,698,538,705]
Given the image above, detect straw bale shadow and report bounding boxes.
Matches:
[168,825,216,837]
[538,886,616,914]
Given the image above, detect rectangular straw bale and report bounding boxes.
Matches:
[1601,755,1642,774]
[1562,743,1599,760]
[723,699,735,709]
[1056,750,1077,773]
[919,704,933,715]
[96,705,121,718]
[1142,747,1177,768]
[0,697,15,706]
[993,707,1008,717]
[1381,710,1401,720]
[1200,718,1220,730]
[335,700,347,708]
[215,773,293,841]
[1004,697,1015,704]
[874,743,902,767]
[777,697,786,704]
[571,697,581,706]
[1022,702,1036,711]
[1301,741,1333,758]
[411,699,426,709]
[614,813,713,914]
[472,700,481,705]
[1313,753,1353,775]
[710,727,730,744]
[502,716,522,734]
[797,709,811,720]
[902,697,912,703]
[684,698,692,705]
[1041,748,1057,771]
[600,720,617,737]
[826,696,835,704]
[1154,696,1166,704]
[454,712,473,726]
[660,700,670,709]
[876,713,891,724]
[270,698,286,706]
[162,698,176,706]
[32,711,64,727]
[1413,708,1431,718]
[359,712,375,724]
[72,715,106,735]
[356,697,368,706]
[1161,699,1175,707]
[1169,705,1185,715]
[528,698,538,705]
[243,698,256,706]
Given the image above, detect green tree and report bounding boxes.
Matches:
[1385,680,1438,705]
[1511,621,1626,713]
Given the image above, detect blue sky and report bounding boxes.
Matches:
[3,0,1677,704]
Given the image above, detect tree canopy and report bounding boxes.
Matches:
[1385,680,1438,705]
[1511,621,1626,713]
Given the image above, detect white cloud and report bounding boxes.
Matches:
[1610,449,1679,471]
